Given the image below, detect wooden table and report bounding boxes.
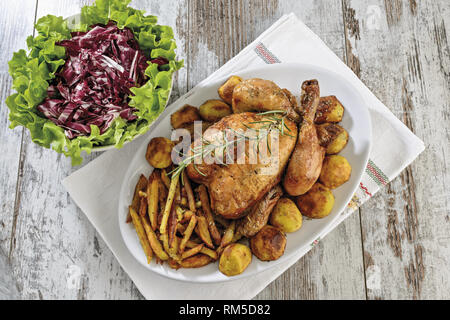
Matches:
[0,0,448,300]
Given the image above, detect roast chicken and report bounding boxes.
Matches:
[187,78,323,223]
[186,112,298,219]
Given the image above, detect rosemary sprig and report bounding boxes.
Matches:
[169,110,292,180]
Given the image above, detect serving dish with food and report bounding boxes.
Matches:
[119,63,371,283]
[6,0,182,165]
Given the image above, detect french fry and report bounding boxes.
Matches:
[196,214,214,249]
[181,244,204,260]
[180,215,197,253]
[139,196,147,217]
[128,174,148,222]
[176,205,185,221]
[180,210,195,224]
[160,173,179,234]
[185,240,218,260]
[129,207,153,263]
[168,258,181,270]
[182,171,196,212]
[168,205,178,248]
[161,169,171,189]
[141,215,169,261]
[161,233,180,262]
[147,170,160,230]
[179,254,212,268]
[198,185,221,245]
[217,220,236,255]
[177,223,187,235]
[138,191,147,198]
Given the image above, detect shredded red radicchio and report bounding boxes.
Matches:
[37,21,168,139]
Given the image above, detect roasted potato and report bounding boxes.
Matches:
[315,96,344,124]
[179,121,212,137]
[146,137,174,169]
[250,225,286,261]
[326,127,349,154]
[319,155,352,189]
[316,123,343,147]
[295,183,335,219]
[219,243,252,276]
[218,75,243,104]
[269,198,302,233]
[199,99,232,123]
[170,104,201,129]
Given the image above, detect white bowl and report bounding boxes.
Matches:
[118,63,372,283]
[63,14,174,152]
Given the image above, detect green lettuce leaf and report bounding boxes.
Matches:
[5,0,182,165]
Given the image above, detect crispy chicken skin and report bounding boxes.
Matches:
[283,80,325,196]
[232,78,301,122]
[186,112,297,219]
[236,185,283,237]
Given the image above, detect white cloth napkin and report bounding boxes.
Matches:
[63,13,425,300]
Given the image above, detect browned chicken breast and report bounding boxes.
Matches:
[187,112,298,219]
[236,185,283,237]
[232,78,301,122]
[283,80,325,196]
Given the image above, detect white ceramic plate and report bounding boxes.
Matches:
[118,63,372,283]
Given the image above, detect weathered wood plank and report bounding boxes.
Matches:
[253,0,366,300]
[343,0,450,299]
[6,0,193,300]
[0,0,38,299]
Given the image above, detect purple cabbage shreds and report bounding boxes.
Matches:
[37,21,168,139]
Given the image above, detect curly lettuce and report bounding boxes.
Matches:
[6,0,183,165]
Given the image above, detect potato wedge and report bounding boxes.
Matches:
[315,96,345,123]
[196,214,214,248]
[146,137,174,169]
[170,104,201,129]
[179,254,212,268]
[218,75,243,104]
[180,214,197,253]
[147,171,160,230]
[128,174,148,222]
[141,215,169,261]
[198,185,221,245]
[199,99,232,122]
[129,207,153,263]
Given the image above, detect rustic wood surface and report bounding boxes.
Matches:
[0,0,448,300]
